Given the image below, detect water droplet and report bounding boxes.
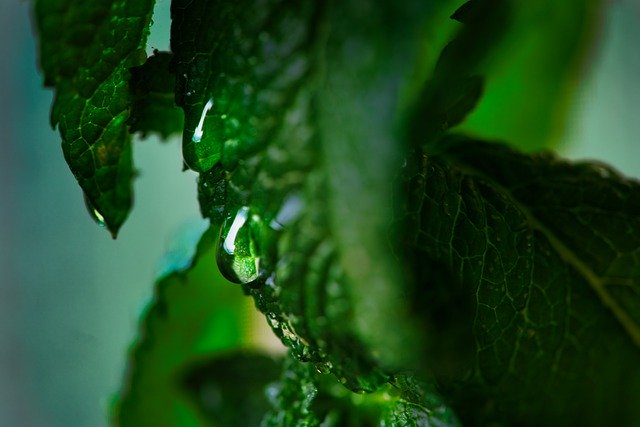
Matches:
[83,194,106,228]
[192,98,214,143]
[314,361,333,374]
[216,206,264,284]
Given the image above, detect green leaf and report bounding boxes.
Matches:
[400,136,640,425]
[182,352,282,427]
[170,0,317,173]
[129,51,184,139]
[35,0,155,236]
[407,0,509,144]
[261,355,461,427]
[261,355,321,426]
[175,0,451,392]
[114,226,260,427]
[381,375,461,427]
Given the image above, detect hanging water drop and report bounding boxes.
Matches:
[83,194,106,228]
[216,206,265,285]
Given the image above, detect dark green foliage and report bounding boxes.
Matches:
[34,0,640,426]
[399,137,640,425]
[260,354,461,426]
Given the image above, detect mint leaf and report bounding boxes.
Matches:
[400,136,640,424]
[178,0,514,393]
[35,0,155,236]
[262,355,461,426]
[172,1,396,390]
[261,356,321,426]
[170,0,316,173]
[129,51,184,139]
[114,227,257,426]
[382,375,461,427]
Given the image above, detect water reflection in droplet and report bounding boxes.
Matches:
[216,206,264,285]
[192,98,214,143]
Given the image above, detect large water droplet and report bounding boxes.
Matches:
[216,206,265,284]
[83,194,106,228]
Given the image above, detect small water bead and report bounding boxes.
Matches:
[314,361,333,375]
[83,194,106,228]
[216,206,266,285]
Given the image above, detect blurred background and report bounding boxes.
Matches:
[0,0,638,426]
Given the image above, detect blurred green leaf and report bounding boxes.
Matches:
[114,227,259,426]
[182,352,282,427]
[35,0,155,235]
[458,0,604,150]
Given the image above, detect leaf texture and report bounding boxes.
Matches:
[35,0,155,235]
[399,136,640,425]
[261,354,461,427]
[173,0,449,393]
[171,0,381,391]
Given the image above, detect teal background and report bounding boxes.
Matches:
[0,0,638,426]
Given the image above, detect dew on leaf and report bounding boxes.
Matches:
[83,194,106,228]
[314,361,333,374]
[216,206,265,284]
[192,98,214,143]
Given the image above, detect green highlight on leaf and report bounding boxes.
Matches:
[35,0,156,236]
[457,0,604,151]
[407,0,508,145]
